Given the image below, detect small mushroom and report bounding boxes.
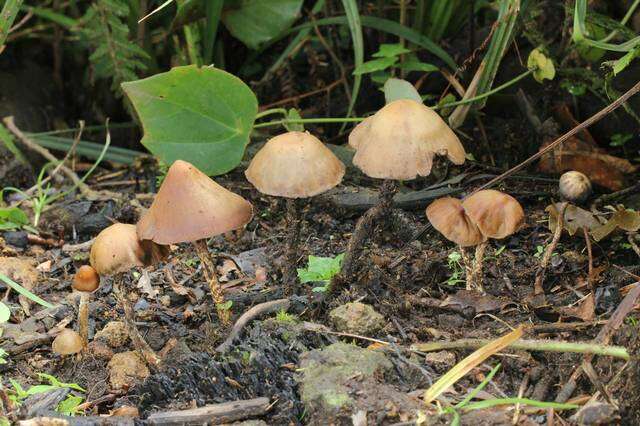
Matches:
[72,265,100,347]
[559,171,592,204]
[462,190,524,291]
[331,99,466,292]
[137,160,253,325]
[52,328,84,356]
[427,190,523,292]
[91,223,166,365]
[245,131,345,292]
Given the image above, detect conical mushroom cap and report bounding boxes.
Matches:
[90,223,167,275]
[245,131,345,198]
[137,160,253,244]
[426,197,485,247]
[349,99,465,180]
[52,329,84,355]
[462,190,524,239]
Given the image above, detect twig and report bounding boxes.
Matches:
[216,298,290,353]
[3,116,91,196]
[146,397,270,425]
[472,78,640,195]
[535,202,567,295]
[61,238,95,254]
[411,339,629,360]
[583,226,594,293]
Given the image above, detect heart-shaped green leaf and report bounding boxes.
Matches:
[222,0,303,50]
[122,65,258,176]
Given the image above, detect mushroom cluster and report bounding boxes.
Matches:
[427,190,524,292]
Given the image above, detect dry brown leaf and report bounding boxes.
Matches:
[441,290,505,313]
[546,204,601,236]
[557,294,595,321]
[0,256,39,316]
[591,208,640,242]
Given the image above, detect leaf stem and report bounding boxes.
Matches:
[253,117,365,129]
[255,108,288,120]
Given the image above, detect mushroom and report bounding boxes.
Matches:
[461,190,524,291]
[137,160,253,325]
[91,223,167,365]
[427,190,523,292]
[72,265,100,347]
[52,328,84,356]
[330,99,466,291]
[245,131,345,292]
[535,171,593,295]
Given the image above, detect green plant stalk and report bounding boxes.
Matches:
[0,0,23,50]
[203,0,223,64]
[412,338,630,360]
[599,0,640,43]
[461,398,578,412]
[255,108,288,121]
[340,0,363,127]
[253,117,364,129]
[0,273,54,309]
[453,363,501,410]
[573,0,640,52]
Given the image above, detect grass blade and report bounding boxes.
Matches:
[573,0,640,52]
[0,0,24,51]
[340,0,363,123]
[0,273,54,309]
[423,326,523,405]
[203,0,223,65]
[461,398,578,412]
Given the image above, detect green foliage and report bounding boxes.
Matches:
[297,253,345,292]
[610,133,633,147]
[383,78,422,104]
[275,309,297,323]
[446,251,465,286]
[0,273,54,309]
[0,206,29,231]
[527,48,555,83]
[8,374,85,415]
[78,0,149,93]
[353,43,437,78]
[122,65,258,176]
[222,0,304,50]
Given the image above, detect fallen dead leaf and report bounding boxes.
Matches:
[591,207,640,242]
[558,294,595,321]
[547,203,601,236]
[441,290,506,314]
[0,256,40,316]
[135,270,158,298]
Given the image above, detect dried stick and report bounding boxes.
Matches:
[534,202,567,295]
[216,298,290,352]
[3,116,91,196]
[583,226,594,293]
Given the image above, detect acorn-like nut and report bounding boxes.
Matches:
[559,171,592,204]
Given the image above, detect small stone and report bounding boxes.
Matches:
[108,351,150,390]
[329,302,385,335]
[95,321,129,348]
[423,351,456,373]
[2,231,28,248]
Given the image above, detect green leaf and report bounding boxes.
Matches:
[613,48,640,75]
[297,253,344,283]
[284,108,304,132]
[57,395,84,416]
[0,207,29,230]
[383,78,422,104]
[398,54,438,73]
[122,65,258,176]
[222,0,303,50]
[0,302,9,323]
[353,56,397,75]
[527,48,555,83]
[37,373,86,392]
[0,273,54,309]
[217,300,233,310]
[372,43,410,58]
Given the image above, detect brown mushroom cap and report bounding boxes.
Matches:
[426,197,486,247]
[72,265,100,292]
[245,131,345,198]
[462,190,524,239]
[349,99,466,180]
[137,160,253,245]
[52,329,84,355]
[559,171,592,204]
[90,223,166,275]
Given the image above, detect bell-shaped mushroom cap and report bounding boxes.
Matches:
[462,190,524,239]
[52,329,84,355]
[426,197,486,247]
[349,99,466,180]
[559,171,592,204]
[73,265,100,292]
[90,223,167,275]
[245,131,345,198]
[137,160,253,245]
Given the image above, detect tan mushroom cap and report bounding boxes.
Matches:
[90,223,167,275]
[245,131,345,198]
[52,328,84,355]
[137,160,253,245]
[559,171,592,204]
[426,197,486,247]
[73,265,100,292]
[462,190,524,239]
[349,99,466,180]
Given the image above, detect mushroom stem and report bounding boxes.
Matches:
[282,198,302,295]
[77,292,90,347]
[194,240,230,325]
[328,180,398,293]
[471,241,488,292]
[113,279,160,366]
[459,247,474,290]
[583,226,594,293]
[534,201,568,295]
